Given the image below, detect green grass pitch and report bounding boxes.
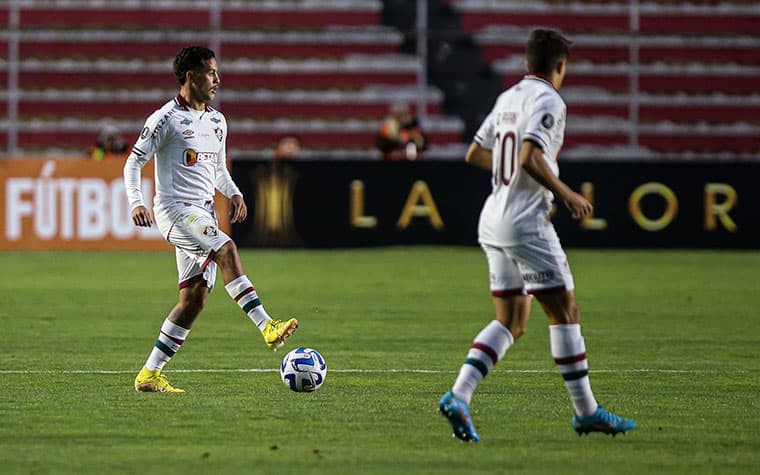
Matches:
[1,247,758,474]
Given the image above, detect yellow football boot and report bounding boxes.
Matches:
[261,318,298,350]
[134,367,185,393]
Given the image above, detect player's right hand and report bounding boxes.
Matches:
[564,192,593,220]
[131,205,154,227]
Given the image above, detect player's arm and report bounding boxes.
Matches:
[519,140,592,219]
[124,114,165,227]
[123,144,154,227]
[465,141,492,171]
[213,132,247,223]
[468,109,496,171]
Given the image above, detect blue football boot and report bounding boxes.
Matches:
[438,391,481,442]
[573,405,636,436]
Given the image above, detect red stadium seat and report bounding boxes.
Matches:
[11,30,400,61]
[16,5,380,30]
[480,41,760,67]
[1,91,442,121]
[501,71,760,95]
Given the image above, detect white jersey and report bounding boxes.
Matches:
[474,75,567,246]
[124,94,241,213]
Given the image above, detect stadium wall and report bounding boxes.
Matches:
[0,158,756,250]
[0,158,229,250]
[230,160,758,249]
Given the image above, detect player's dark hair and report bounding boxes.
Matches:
[526,29,572,77]
[174,46,216,86]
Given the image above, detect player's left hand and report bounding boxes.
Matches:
[564,192,593,220]
[230,194,247,223]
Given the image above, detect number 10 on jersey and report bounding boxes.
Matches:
[493,131,517,187]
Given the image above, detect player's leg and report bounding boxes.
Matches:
[535,289,635,435]
[534,289,598,418]
[134,270,208,393]
[439,245,526,442]
[450,294,528,407]
[214,240,298,350]
[519,230,635,435]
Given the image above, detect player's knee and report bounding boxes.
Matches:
[214,240,239,265]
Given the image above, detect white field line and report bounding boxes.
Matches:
[0,368,726,375]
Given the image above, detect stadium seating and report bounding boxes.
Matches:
[1,0,759,159]
[0,0,463,158]
[453,0,760,157]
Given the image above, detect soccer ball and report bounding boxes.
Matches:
[280,347,327,392]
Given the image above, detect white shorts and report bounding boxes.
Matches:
[154,201,231,290]
[481,227,574,297]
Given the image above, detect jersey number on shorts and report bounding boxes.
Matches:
[493,131,517,186]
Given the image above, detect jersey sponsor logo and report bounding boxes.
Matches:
[140,127,150,139]
[183,149,218,166]
[210,117,221,124]
[541,113,554,129]
[202,225,218,237]
[179,118,192,126]
[522,269,555,283]
[214,127,224,142]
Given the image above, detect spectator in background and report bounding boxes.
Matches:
[90,124,128,160]
[376,102,427,160]
[274,135,301,160]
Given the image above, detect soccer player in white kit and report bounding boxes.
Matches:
[438,30,635,440]
[124,46,298,393]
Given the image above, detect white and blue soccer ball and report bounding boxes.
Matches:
[280,347,327,392]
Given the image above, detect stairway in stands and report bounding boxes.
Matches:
[0,0,464,159]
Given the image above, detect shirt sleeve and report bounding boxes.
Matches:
[473,111,496,149]
[214,119,241,199]
[523,92,564,152]
[123,111,167,210]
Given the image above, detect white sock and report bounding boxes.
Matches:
[224,275,272,330]
[145,318,190,371]
[452,320,514,405]
[550,324,598,417]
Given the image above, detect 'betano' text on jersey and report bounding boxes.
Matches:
[474,74,567,246]
[123,94,241,212]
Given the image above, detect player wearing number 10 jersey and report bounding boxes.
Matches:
[475,67,566,246]
[439,29,635,441]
